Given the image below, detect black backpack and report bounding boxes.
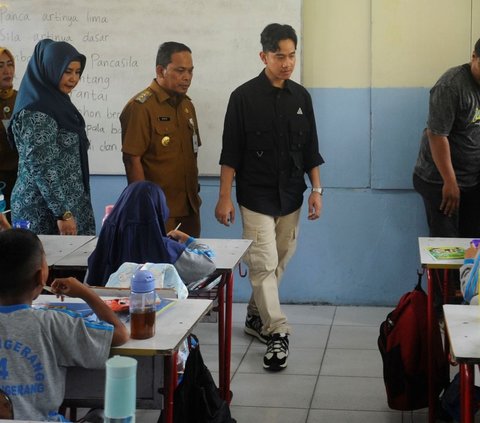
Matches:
[377,271,449,410]
[172,334,236,423]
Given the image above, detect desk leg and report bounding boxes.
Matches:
[443,269,449,303]
[218,274,226,399]
[427,269,436,423]
[224,271,234,403]
[217,271,233,403]
[163,352,177,423]
[460,363,474,423]
[442,269,451,366]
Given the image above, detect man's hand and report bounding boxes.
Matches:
[215,197,235,226]
[440,180,460,217]
[308,192,322,220]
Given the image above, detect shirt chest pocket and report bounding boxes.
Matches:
[245,122,274,155]
[288,116,310,151]
[154,119,192,148]
[155,122,176,148]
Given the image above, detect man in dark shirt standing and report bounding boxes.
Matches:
[413,38,480,237]
[215,23,324,371]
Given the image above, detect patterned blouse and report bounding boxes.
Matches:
[11,109,95,235]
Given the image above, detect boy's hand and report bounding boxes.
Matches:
[465,243,480,259]
[51,277,129,346]
[50,277,88,299]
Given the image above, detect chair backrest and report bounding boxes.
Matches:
[0,388,14,419]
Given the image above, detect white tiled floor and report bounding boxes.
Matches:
[129,303,445,423]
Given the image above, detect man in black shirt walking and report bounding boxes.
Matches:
[215,23,324,371]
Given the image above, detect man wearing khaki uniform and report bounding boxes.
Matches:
[121,42,202,236]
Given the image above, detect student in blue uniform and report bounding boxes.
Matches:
[86,181,215,286]
[0,229,128,421]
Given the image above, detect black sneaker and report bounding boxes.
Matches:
[263,333,289,371]
[244,313,270,344]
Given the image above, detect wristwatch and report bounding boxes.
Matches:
[56,211,73,221]
[311,187,324,195]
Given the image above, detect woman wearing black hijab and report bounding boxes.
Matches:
[9,39,95,235]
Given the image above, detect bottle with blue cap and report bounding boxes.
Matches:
[130,269,156,339]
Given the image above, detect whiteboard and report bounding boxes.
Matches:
[1,0,302,175]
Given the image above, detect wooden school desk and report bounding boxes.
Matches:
[35,295,213,423]
[40,236,252,403]
[419,237,472,423]
[443,304,480,423]
[37,235,95,267]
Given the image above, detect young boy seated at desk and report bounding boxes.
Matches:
[460,242,480,304]
[0,228,129,421]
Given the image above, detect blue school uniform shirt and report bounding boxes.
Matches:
[0,304,112,421]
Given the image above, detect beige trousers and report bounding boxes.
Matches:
[240,206,301,335]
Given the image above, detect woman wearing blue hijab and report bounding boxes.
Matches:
[86,181,215,286]
[9,39,95,235]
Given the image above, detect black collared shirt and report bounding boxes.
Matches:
[220,70,324,216]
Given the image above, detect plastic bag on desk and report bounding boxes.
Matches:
[106,262,189,299]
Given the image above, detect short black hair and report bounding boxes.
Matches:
[260,23,297,53]
[475,38,480,57]
[0,229,44,297]
[156,42,192,67]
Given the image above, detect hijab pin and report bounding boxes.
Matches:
[3,106,10,114]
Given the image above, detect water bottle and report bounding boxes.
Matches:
[129,269,156,339]
[104,355,137,422]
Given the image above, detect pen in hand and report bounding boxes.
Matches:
[168,223,182,239]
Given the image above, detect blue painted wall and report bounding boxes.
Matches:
[87,0,478,306]
[90,87,432,306]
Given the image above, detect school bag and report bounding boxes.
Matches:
[377,271,449,410]
[172,334,236,423]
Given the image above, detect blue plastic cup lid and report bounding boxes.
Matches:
[131,269,155,292]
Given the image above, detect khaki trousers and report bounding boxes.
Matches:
[240,206,301,335]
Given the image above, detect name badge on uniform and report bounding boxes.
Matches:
[192,134,199,153]
[189,118,199,153]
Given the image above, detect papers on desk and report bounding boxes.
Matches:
[187,275,222,291]
[34,298,176,323]
[427,246,465,260]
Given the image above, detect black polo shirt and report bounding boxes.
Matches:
[220,70,324,216]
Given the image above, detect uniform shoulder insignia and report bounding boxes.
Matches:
[135,89,153,104]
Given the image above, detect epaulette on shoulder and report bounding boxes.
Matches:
[135,89,153,104]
